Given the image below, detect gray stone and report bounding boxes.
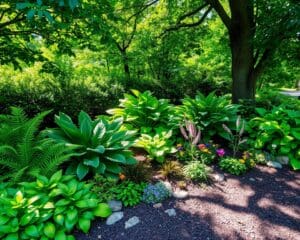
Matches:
[275,156,289,165]
[249,178,255,182]
[210,173,225,182]
[108,200,122,212]
[125,216,140,229]
[162,181,173,192]
[267,161,283,169]
[165,208,176,217]
[106,212,124,225]
[153,203,162,208]
[172,190,188,199]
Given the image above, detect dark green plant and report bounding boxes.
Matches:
[219,157,247,175]
[122,161,152,183]
[0,170,111,239]
[46,111,137,179]
[0,107,75,183]
[134,128,176,163]
[107,90,173,131]
[247,106,300,170]
[142,182,172,204]
[115,181,146,207]
[89,175,118,203]
[175,92,239,141]
[221,116,248,157]
[183,161,211,182]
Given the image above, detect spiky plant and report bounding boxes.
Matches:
[0,107,75,183]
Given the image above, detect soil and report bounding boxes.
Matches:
[75,165,300,240]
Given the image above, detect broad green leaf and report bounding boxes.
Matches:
[93,203,112,217]
[78,218,91,234]
[76,162,89,180]
[43,222,56,239]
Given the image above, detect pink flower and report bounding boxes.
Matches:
[216,148,225,157]
[198,144,206,150]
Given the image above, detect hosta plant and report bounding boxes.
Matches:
[107,90,173,132]
[134,128,177,163]
[0,107,75,183]
[174,92,239,141]
[46,111,137,179]
[0,170,111,239]
[247,106,300,170]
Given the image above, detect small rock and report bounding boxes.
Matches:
[106,212,124,225]
[97,235,101,239]
[172,190,188,199]
[267,161,282,169]
[153,203,162,208]
[165,208,176,217]
[108,200,122,212]
[162,181,173,192]
[125,216,140,229]
[249,178,255,182]
[210,173,225,182]
[275,156,289,165]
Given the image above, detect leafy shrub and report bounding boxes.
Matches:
[175,92,239,141]
[0,108,74,183]
[183,161,211,182]
[247,106,300,170]
[219,157,247,175]
[46,111,137,179]
[89,175,118,203]
[114,181,146,207]
[0,171,111,239]
[107,90,173,132]
[198,143,218,165]
[134,128,176,163]
[142,182,172,204]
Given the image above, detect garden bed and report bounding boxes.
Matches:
[75,165,300,240]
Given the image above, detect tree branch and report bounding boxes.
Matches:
[126,0,158,23]
[159,6,213,38]
[253,48,274,81]
[0,12,25,29]
[206,0,231,30]
[176,3,209,23]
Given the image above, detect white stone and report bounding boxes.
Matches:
[153,203,162,208]
[165,208,176,217]
[108,200,122,212]
[211,173,225,182]
[267,161,283,169]
[172,190,188,199]
[106,212,124,225]
[275,156,289,165]
[162,181,173,192]
[249,178,255,182]
[125,216,140,229]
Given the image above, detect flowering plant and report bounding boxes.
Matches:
[142,182,171,204]
[198,143,217,165]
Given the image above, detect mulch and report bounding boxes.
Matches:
[75,165,300,240]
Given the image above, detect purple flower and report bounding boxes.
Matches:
[216,148,225,157]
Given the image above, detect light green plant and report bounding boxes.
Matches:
[107,90,173,131]
[46,111,137,179]
[0,107,75,183]
[183,161,211,182]
[219,157,247,175]
[115,181,146,207]
[134,128,176,163]
[0,170,111,239]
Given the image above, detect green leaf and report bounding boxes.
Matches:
[83,157,100,168]
[87,145,105,154]
[43,222,56,239]
[93,203,112,218]
[106,153,126,163]
[76,162,89,180]
[78,218,91,234]
[54,230,66,240]
[54,214,64,226]
[66,209,78,223]
[49,170,63,184]
[290,157,300,170]
[25,225,40,238]
[75,199,98,208]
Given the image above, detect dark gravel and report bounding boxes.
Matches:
[75,166,300,240]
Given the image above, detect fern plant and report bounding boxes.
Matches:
[46,111,137,180]
[0,107,75,184]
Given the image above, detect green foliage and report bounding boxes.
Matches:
[0,107,74,183]
[183,161,211,182]
[221,116,248,157]
[46,111,137,179]
[142,182,172,204]
[219,157,248,175]
[134,128,176,163]
[247,106,300,169]
[89,175,118,203]
[0,170,111,239]
[114,181,146,207]
[175,92,239,141]
[158,160,183,179]
[107,90,173,131]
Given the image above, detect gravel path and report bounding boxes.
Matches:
[75,166,300,240]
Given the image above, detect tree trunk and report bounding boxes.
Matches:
[229,0,255,104]
[121,49,130,81]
